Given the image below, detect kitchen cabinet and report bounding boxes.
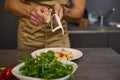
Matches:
[109,33,120,54]
[69,33,108,48]
[68,26,120,54]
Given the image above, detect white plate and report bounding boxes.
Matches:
[31,48,83,60]
[12,61,78,80]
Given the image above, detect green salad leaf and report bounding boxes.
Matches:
[19,50,73,79]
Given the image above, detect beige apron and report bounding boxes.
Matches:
[18,0,70,49]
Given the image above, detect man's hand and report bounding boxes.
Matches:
[54,4,63,20]
[29,6,51,25]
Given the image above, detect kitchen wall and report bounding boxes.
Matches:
[86,0,120,22]
[0,0,120,49]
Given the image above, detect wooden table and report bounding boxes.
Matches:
[0,48,120,80]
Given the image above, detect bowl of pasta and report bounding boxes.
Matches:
[31,47,83,60]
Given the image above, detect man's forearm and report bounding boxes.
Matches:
[4,0,34,18]
[63,0,86,24]
[63,7,83,23]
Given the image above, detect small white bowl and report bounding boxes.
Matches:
[12,60,78,80]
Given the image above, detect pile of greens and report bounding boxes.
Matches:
[19,50,73,79]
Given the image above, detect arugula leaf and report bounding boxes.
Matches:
[19,51,73,79]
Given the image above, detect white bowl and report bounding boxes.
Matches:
[31,48,83,60]
[12,60,78,80]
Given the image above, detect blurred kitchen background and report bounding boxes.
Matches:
[0,0,120,53]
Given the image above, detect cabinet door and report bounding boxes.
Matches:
[109,33,120,54]
[69,33,108,48]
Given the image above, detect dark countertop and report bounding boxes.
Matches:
[68,23,120,34]
[0,48,120,80]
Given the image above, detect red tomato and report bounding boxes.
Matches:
[0,66,16,80]
[0,71,4,80]
[60,53,64,57]
[4,67,14,80]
